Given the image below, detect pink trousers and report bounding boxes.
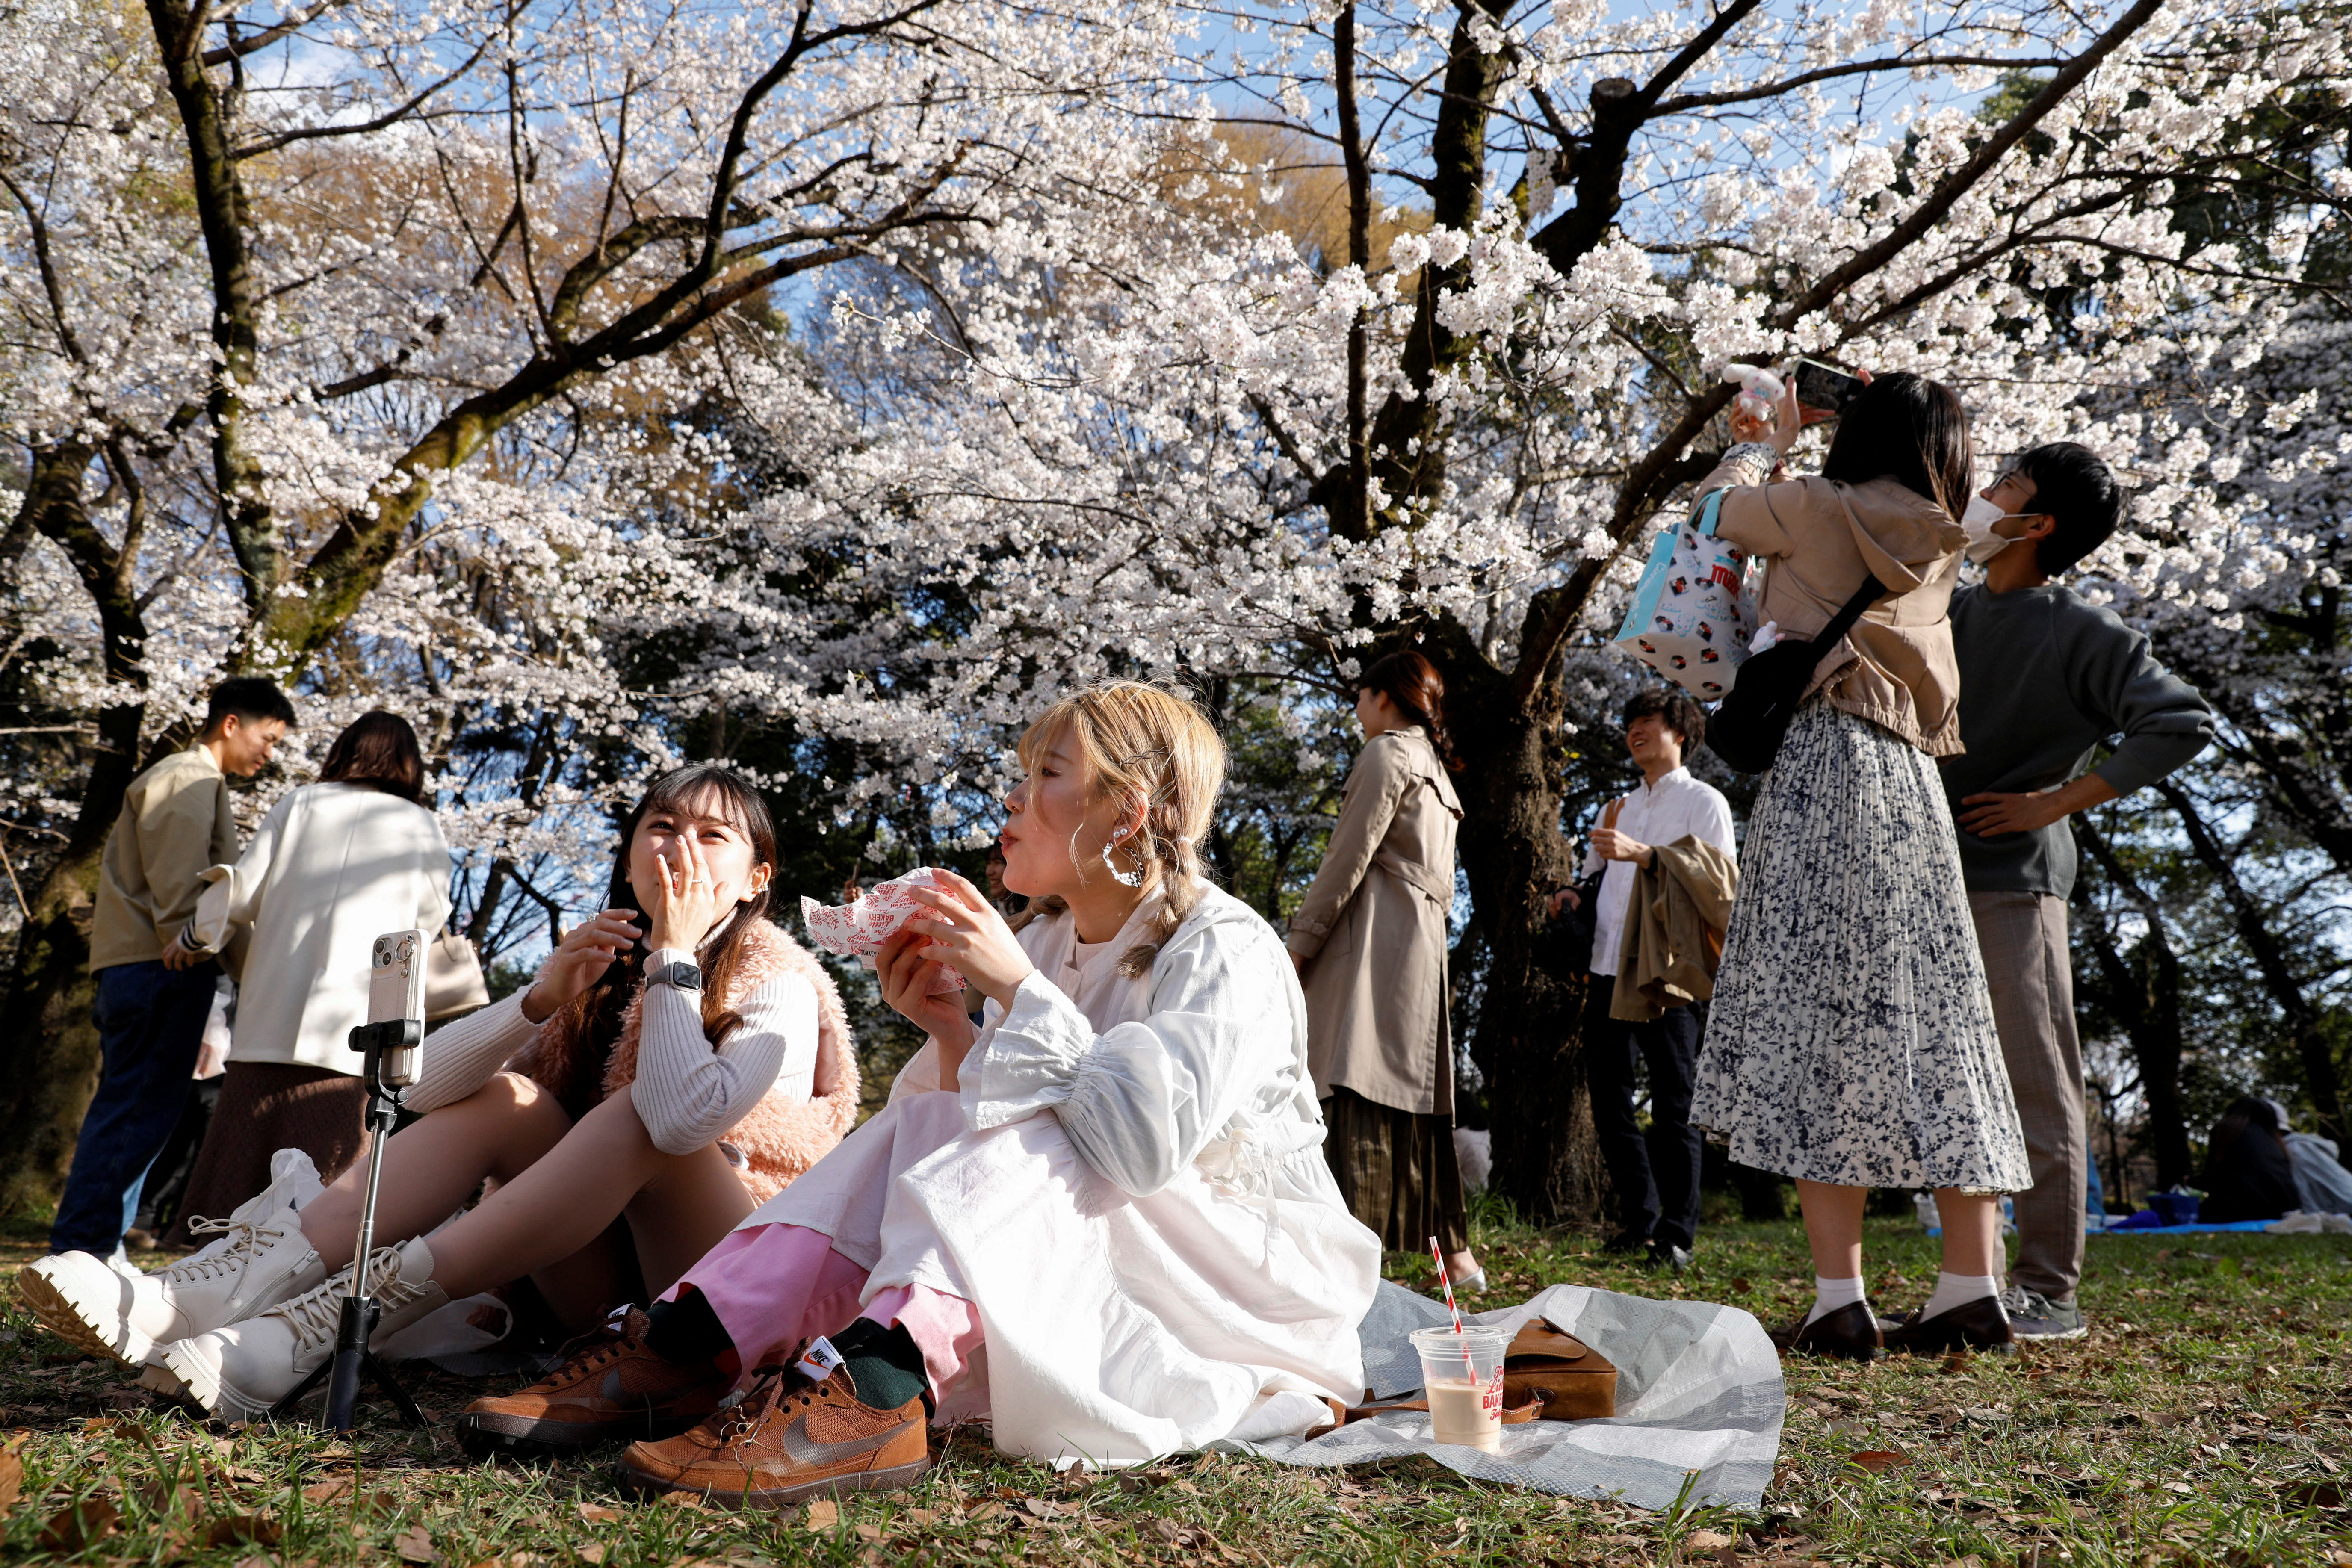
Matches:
[665,1221,985,1409]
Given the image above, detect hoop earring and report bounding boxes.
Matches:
[1102,835,1146,889]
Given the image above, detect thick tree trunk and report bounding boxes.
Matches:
[0,442,148,1219]
[1426,624,1603,1224]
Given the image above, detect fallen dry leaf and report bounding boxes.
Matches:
[303,1478,354,1506]
[0,1450,21,1515]
[576,1547,605,1566]
[465,1559,505,1568]
[1686,1530,1735,1550]
[392,1524,441,1564]
[577,1503,621,1524]
[964,1500,1007,1522]
[806,1498,840,1531]
[654,1491,709,1512]
[2286,1479,2348,1511]
[1849,1449,1910,1474]
[900,1509,941,1526]
[206,1512,285,1547]
[855,1524,882,1541]
[39,1497,121,1553]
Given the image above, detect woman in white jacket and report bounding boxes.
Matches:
[440,681,1382,1506]
[165,712,453,1234]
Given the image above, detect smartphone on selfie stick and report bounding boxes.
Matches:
[268,930,428,1432]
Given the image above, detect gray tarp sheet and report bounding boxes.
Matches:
[1220,1281,1784,1513]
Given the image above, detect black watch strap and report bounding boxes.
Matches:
[652,960,704,993]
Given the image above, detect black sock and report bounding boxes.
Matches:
[643,1290,733,1369]
[825,1317,931,1414]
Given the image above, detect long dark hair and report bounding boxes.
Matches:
[1818,371,1974,522]
[534,764,779,1115]
[318,711,426,804]
[1359,649,1458,770]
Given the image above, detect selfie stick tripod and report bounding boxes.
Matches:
[267,1019,426,1432]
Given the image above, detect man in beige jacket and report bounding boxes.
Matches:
[47,678,293,1261]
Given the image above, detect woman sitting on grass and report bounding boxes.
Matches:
[450,681,1382,1508]
[20,765,857,1419]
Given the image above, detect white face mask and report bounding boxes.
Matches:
[1960,493,2018,564]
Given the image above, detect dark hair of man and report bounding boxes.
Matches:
[1622,686,1705,751]
[532,764,779,1118]
[2014,441,2125,578]
[317,710,427,804]
[203,676,297,732]
[1817,370,1974,523]
[1358,649,1459,770]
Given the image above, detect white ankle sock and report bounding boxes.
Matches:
[1921,1271,2001,1320]
[1804,1275,1865,1326]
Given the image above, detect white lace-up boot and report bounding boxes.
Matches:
[18,1152,327,1368]
[166,1237,448,1422]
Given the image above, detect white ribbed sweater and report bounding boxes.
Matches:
[408,947,818,1154]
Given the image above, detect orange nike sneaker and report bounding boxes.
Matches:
[455,1308,731,1459]
[615,1364,929,1509]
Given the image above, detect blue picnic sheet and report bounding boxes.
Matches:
[2093,1219,2278,1235]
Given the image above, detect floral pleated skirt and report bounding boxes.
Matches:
[1691,702,2030,1191]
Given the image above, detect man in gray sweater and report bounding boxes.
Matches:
[1944,442,2214,1341]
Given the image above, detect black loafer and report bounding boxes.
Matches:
[1642,1243,1692,1275]
[1601,1231,1647,1256]
[1769,1301,1882,1361]
[1880,1294,2015,1357]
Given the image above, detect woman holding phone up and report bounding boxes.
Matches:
[1689,370,2028,1359]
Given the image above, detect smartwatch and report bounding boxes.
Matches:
[651,960,704,994]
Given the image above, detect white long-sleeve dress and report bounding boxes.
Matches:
[728,879,1382,1465]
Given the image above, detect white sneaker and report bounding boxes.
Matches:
[166,1237,448,1422]
[17,1153,327,1367]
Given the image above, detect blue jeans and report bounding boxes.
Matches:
[50,959,219,1256]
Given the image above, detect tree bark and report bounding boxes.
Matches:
[0,443,151,1218]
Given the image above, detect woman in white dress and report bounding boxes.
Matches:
[446,681,1382,1506]
[164,712,453,1234]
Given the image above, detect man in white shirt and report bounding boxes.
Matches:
[1571,688,1735,1271]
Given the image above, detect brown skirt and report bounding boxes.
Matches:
[163,1062,370,1245]
[1322,1086,1469,1254]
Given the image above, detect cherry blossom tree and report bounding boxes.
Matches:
[6,0,2347,1220]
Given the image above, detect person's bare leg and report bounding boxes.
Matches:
[624,1143,758,1300]
[1934,1190,2003,1279]
[528,1223,634,1337]
[299,1072,575,1272]
[417,1091,740,1304]
[1794,1179,1867,1280]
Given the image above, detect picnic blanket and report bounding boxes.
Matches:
[1220,1281,1782,1513]
[2092,1219,2278,1235]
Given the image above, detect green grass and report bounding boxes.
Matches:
[3,1213,2349,1566]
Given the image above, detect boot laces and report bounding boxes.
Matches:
[165,1215,298,1284]
[264,1249,402,1355]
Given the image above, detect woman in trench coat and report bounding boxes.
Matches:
[1287,650,1482,1289]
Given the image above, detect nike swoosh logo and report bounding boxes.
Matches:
[777,1415,904,1468]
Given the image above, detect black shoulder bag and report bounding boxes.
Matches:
[1705,576,1887,775]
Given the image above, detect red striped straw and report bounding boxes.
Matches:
[1430,1236,1476,1380]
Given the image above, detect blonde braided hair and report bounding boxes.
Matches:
[1008,682,1226,977]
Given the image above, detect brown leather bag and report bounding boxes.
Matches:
[1500,1318,1618,1420]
